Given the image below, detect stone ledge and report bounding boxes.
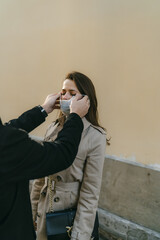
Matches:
[98,208,160,240]
[99,157,160,232]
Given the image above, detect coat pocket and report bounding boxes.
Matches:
[54,182,80,210]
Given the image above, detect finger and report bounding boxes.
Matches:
[54,106,60,109]
[54,103,60,106]
[51,93,61,97]
[47,93,61,99]
[55,93,61,99]
[54,103,60,107]
[74,93,84,100]
[78,95,89,102]
[83,95,89,101]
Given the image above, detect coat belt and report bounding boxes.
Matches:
[55,181,80,191]
[41,178,80,194]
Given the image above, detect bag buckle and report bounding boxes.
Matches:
[66,226,72,238]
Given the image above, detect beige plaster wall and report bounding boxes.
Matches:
[0,0,160,165]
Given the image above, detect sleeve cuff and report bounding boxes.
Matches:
[37,105,48,118]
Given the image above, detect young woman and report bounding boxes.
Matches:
[31,72,107,240]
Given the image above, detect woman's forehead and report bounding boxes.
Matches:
[62,79,78,90]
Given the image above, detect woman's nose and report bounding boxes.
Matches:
[62,92,71,100]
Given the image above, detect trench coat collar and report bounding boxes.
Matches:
[82,117,91,131]
[82,117,106,135]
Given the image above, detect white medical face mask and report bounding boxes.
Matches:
[60,98,73,116]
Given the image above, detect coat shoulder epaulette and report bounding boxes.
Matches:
[90,125,106,135]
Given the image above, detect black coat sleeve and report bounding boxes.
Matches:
[0,113,83,183]
[5,106,46,133]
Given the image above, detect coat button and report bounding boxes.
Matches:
[41,191,46,197]
[54,197,60,202]
[57,175,61,181]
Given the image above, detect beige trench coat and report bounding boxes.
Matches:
[31,117,106,240]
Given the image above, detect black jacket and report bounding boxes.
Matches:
[0,107,83,240]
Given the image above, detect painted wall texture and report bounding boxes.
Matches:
[0,0,160,165]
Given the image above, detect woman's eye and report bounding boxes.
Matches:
[71,93,76,96]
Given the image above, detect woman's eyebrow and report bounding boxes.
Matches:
[69,89,77,92]
[62,88,78,92]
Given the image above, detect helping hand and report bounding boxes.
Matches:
[70,94,90,118]
[41,93,61,114]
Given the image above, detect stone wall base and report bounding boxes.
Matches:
[98,208,160,240]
